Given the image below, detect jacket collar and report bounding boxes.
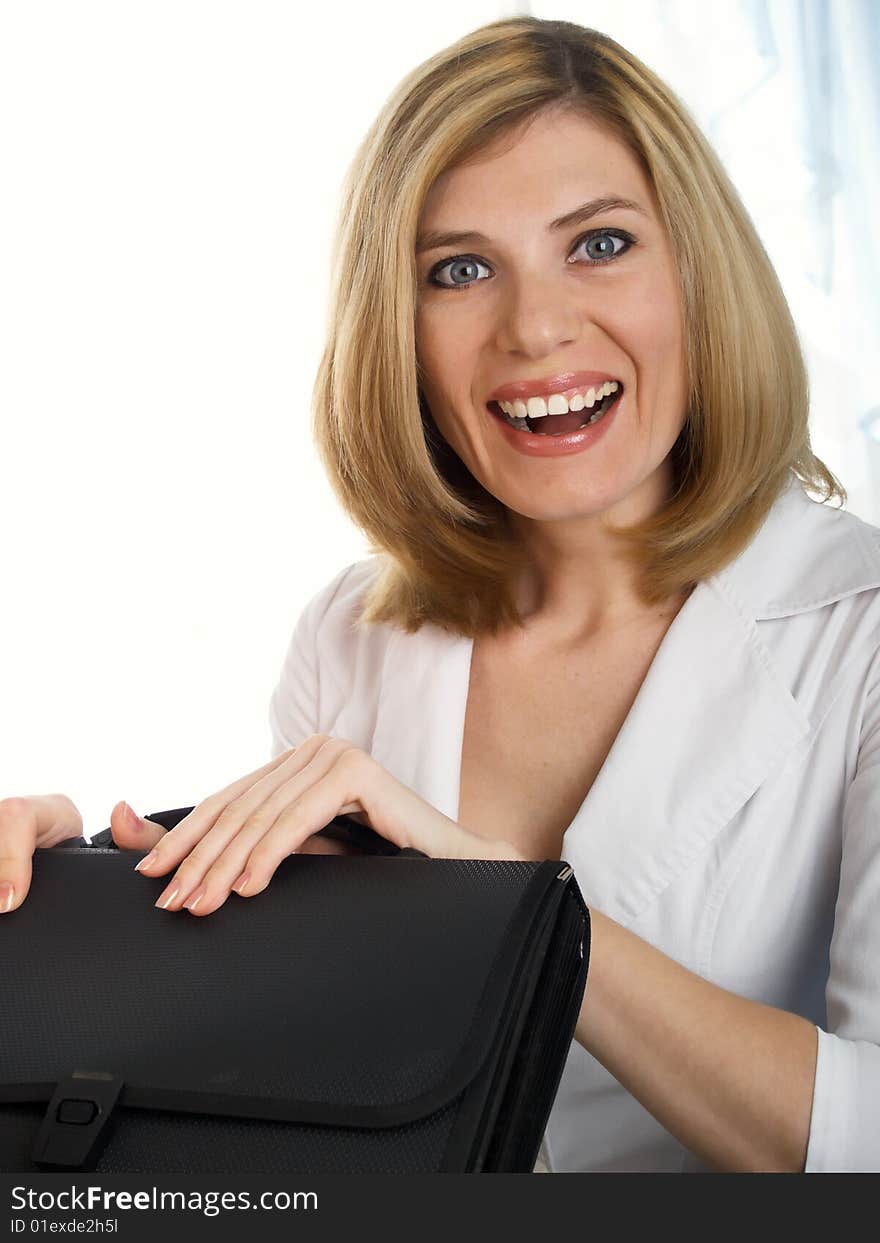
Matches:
[717,472,880,618]
[369,475,880,926]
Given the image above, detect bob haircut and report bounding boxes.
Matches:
[311,15,845,638]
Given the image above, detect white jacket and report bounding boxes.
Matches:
[268,473,880,1172]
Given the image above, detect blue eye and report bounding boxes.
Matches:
[428,255,492,291]
[426,228,635,292]
[573,230,632,265]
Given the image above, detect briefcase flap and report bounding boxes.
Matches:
[0,848,581,1129]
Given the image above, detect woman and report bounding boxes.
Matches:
[3,17,879,1173]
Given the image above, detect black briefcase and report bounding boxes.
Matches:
[0,808,590,1174]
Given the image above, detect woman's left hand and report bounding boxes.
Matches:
[134,734,525,916]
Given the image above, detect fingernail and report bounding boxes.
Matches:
[134,850,158,873]
[122,801,141,828]
[0,882,15,914]
[155,886,179,910]
[183,886,205,911]
[231,871,250,896]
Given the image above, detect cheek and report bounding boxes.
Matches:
[415,313,446,400]
[626,282,681,354]
[616,283,687,400]
[416,314,481,420]
[414,351,461,450]
[416,300,480,374]
[424,399,469,460]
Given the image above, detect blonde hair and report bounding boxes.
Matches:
[311,16,845,637]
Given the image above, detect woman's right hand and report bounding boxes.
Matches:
[0,795,168,914]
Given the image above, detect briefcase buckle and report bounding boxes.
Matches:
[32,1070,124,1172]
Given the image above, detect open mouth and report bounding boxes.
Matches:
[487,384,623,435]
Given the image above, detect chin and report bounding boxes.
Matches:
[505,498,621,526]
[512,476,624,514]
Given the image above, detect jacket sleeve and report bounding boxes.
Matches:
[805,643,880,1172]
[267,563,360,760]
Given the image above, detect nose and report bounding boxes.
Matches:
[492,269,582,360]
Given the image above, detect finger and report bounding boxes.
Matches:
[0,797,38,915]
[138,738,324,882]
[156,737,356,915]
[0,794,83,915]
[265,758,477,863]
[109,802,168,852]
[176,822,364,915]
[230,749,388,901]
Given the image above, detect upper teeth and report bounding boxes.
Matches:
[498,381,620,419]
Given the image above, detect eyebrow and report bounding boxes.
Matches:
[416,196,648,254]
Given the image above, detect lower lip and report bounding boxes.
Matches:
[487,391,623,457]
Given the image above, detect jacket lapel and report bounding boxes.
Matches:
[559,574,811,923]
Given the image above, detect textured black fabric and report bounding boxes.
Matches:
[1,819,590,1174]
[0,1103,460,1175]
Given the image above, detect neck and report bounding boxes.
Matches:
[506,466,682,643]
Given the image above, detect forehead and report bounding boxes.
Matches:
[420,109,650,222]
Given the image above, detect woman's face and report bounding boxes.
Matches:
[414,107,689,527]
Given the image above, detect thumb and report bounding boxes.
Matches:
[109,801,168,852]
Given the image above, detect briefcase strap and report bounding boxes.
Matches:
[32,1070,124,1172]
